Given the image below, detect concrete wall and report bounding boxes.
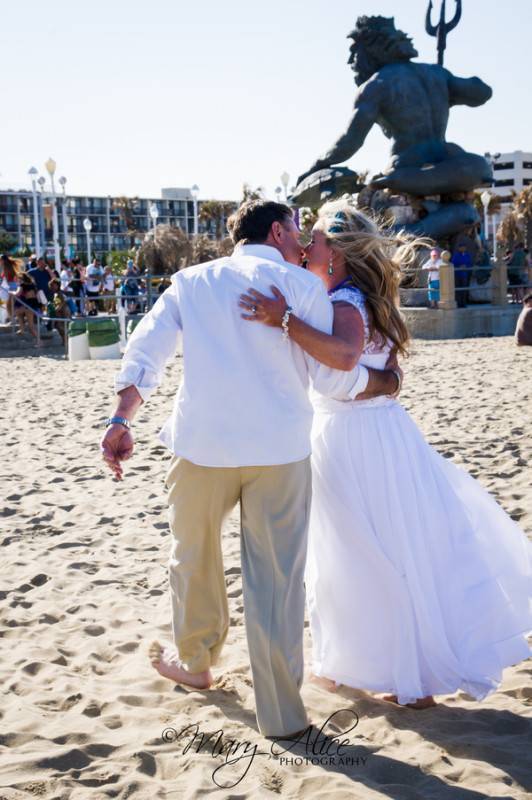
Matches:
[403,306,521,340]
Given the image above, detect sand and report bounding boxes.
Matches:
[0,337,531,800]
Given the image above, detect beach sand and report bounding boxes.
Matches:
[1,337,531,799]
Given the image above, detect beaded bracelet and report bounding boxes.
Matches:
[281,306,293,341]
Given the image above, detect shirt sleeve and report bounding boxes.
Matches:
[114,274,182,402]
[298,283,369,400]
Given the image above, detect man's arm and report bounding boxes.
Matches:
[100,276,183,479]
[298,85,379,183]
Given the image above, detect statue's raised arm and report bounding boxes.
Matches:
[297,82,380,185]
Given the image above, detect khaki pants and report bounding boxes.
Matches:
[165,454,312,737]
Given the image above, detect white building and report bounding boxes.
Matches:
[489,150,532,201]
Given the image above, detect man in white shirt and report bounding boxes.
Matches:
[101,200,400,740]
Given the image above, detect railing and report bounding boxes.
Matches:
[398,261,531,307]
[6,290,150,357]
[6,262,530,358]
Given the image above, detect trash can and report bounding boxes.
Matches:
[87,318,121,360]
[126,317,141,337]
[68,319,90,361]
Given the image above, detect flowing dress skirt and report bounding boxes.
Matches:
[305,398,532,704]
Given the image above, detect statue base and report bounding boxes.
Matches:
[358,185,480,243]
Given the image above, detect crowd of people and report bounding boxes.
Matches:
[0,253,160,346]
[420,242,532,310]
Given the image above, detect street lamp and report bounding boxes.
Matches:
[149,202,159,236]
[37,176,46,255]
[191,184,199,236]
[83,217,92,264]
[480,189,492,252]
[280,171,290,201]
[28,167,41,256]
[45,157,61,273]
[275,186,282,203]
[58,175,70,258]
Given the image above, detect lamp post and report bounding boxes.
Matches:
[58,175,70,259]
[149,202,159,237]
[280,171,290,201]
[191,184,199,236]
[83,217,92,264]
[275,186,282,203]
[45,158,61,273]
[485,152,501,259]
[480,189,492,253]
[37,176,46,257]
[28,167,41,256]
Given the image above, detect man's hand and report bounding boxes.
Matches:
[100,424,134,481]
[355,350,403,402]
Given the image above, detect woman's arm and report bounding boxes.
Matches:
[239,287,365,371]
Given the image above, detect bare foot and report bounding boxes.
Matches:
[149,640,213,690]
[309,672,339,692]
[382,693,437,709]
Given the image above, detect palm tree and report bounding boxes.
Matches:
[241,183,265,203]
[497,186,532,251]
[198,200,237,240]
[113,196,141,248]
[137,224,191,274]
[513,185,532,250]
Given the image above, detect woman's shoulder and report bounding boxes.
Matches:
[330,284,366,308]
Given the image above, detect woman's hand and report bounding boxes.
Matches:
[238,286,288,328]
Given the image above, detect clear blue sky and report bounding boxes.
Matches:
[2,0,530,200]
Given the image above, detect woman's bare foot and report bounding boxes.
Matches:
[382,693,437,709]
[309,672,339,692]
[149,640,213,690]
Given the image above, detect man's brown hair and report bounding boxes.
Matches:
[227,200,293,246]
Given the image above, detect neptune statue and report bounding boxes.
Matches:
[293,15,493,239]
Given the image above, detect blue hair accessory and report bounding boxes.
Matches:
[328,210,348,233]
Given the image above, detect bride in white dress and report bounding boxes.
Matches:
[239,199,532,709]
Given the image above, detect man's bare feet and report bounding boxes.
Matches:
[149,641,213,690]
[381,693,437,709]
[309,672,339,692]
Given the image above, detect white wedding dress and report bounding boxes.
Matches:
[305,285,532,704]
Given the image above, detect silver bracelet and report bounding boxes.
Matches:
[281,306,293,341]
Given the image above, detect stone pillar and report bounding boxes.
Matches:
[492,257,508,306]
[438,260,457,310]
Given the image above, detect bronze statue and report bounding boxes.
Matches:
[293,15,493,239]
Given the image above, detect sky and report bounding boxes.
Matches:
[1,0,531,201]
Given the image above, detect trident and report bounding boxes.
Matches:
[425,0,462,66]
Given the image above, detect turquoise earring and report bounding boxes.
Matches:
[328,256,334,276]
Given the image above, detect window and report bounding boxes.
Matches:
[493,161,514,170]
[523,161,532,170]
[494,179,514,187]
[524,178,532,186]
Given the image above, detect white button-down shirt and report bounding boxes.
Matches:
[114,244,369,467]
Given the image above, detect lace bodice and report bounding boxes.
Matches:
[329,285,391,359]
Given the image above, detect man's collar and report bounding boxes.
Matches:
[233,243,286,266]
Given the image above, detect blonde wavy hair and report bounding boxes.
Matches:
[314,199,429,357]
